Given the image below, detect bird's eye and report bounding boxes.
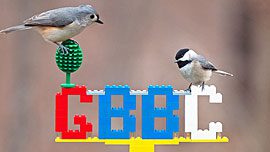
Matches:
[90,14,95,19]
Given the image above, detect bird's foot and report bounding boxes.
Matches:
[185,83,192,92]
[200,82,205,91]
[58,44,70,55]
[184,88,191,93]
[184,83,192,93]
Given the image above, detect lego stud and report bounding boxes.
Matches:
[55,39,83,88]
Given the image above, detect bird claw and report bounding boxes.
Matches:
[185,88,191,93]
[184,83,204,92]
[185,83,192,93]
[58,44,69,55]
[200,82,205,91]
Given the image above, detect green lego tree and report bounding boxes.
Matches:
[55,39,83,88]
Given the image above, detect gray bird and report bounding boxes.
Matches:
[0,4,103,54]
[174,48,233,91]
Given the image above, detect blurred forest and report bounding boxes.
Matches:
[0,0,269,152]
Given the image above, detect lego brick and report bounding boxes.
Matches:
[55,93,68,132]
[87,90,105,95]
[62,130,87,139]
[74,115,93,132]
[191,130,217,139]
[130,90,148,95]
[98,85,136,139]
[185,95,198,132]
[142,85,179,139]
[209,122,222,132]
[185,85,223,140]
[55,86,93,139]
[62,85,93,103]
[173,90,191,95]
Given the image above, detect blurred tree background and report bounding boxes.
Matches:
[0,0,269,152]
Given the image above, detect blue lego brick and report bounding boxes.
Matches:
[142,85,179,139]
[98,85,136,139]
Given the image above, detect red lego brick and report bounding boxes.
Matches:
[73,115,93,132]
[55,86,93,139]
[62,130,87,139]
[81,123,92,132]
[55,118,68,132]
[55,93,68,132]
[61,85,92,103]
[74,115,86,124]
[62,85,86,95]
[80,95,93,103]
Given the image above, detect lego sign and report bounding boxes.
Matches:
[55,85,228,141]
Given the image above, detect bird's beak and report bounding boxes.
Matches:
[96,19,104,24]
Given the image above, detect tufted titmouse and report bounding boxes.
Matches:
[174,48,233,91]
[0,4,103,54]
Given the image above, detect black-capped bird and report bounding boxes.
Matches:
[174,48,233,91]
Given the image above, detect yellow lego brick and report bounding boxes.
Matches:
[55,136,228,152]
[55,136,229,143]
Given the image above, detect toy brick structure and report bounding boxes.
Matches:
[54,39,229,152]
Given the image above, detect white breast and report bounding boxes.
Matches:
[36,21,86,42]
[179,60,212,85]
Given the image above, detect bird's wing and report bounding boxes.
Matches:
[23,8,76,27]
[195,55,217,71]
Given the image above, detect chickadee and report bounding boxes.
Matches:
[0,5,103,54]
[174,48,233,91]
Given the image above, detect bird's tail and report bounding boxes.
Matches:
[214,70,233,76]
[0,25,32,34]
